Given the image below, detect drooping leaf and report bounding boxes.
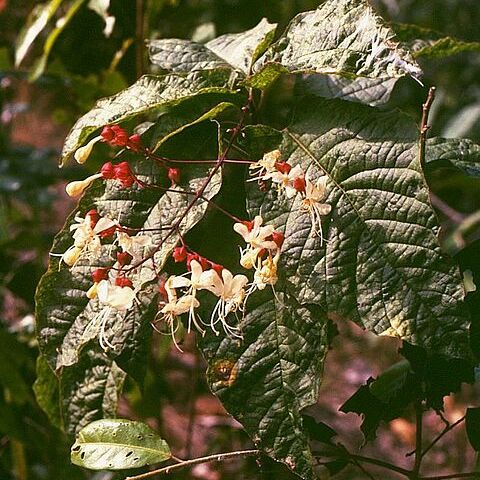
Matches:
[29,0,86,81]
[201,290,331,480]
[246,97,471,359]
[15,0,65,67]
[60,70,235,165]
[425,137,480,177]
[71,418,170,470]
[257,0,422,84]
[148,18,277,76]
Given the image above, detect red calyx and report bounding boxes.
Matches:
[110,125,129,147]
[98,225,117,239]
[101,162,115,179]
[86,209,100,228]
[127,134,143,152]
[168,168,181,185]
[271,231,285,249]
[115,276,133,288]
[258,248,267,259]
[210,262,224,275]
[101,125,115,142]
[275,161,292,175]
[92,267,109,283]
[186,252,197,270]
[293,175,306,193]
[158,278,168,300]
[242,220,255,232]
[114,162,136,187]
[117,251,133,266]
[172,246,187,263]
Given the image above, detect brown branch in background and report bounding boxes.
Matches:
[419,86,436,171]
[124,449,260,480]
[412,401,424,478]
[135,0,145,78]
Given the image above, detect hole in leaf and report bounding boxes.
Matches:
[137,434,143,440]
[80,452,85,460]
[72,445,81,452]
[126,451,133,457]
[133,457,139,462]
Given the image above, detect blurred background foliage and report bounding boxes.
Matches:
[0,0,478,478]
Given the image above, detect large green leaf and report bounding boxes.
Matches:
[425,137,480,177]
[71,419,170,470]
[248,98,470,359]
[258,0,421,82]
[148,18,277,76]
[202,291,330,480]
[60,70,234,165]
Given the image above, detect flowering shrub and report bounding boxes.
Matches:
[34,0,480,478]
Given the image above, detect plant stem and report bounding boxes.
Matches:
[413,401,424,478]
[135,0,145,78]
[419,86,436,170]
[124,449,260,480]
[421,473,480,480]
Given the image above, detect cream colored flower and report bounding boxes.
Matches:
[66,173,102,197]
[268,164,304,198]
[74,136,102,164]
[233,215,277,251]
[302,176,332,243]
[248,149,281,180]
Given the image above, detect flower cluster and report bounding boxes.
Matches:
[74,125,143,164]
[249,150,332,243]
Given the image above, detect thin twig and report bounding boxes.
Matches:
[413,401,424,478]
[419,86,436,170]
[348,454,411,477]
[430,193,466,225]
[421,473,480,480]
[125,449,260,480]
[351,457,378,480]
[420,416,465,459]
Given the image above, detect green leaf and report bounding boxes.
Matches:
[392,23,480,59]
[71,418,170,470]
[15,0,65,67]
[258,0,422,82]
[466,407,480,451]
[148,18,277,76]
[246,98,470,359]
[29,0,87,81]
[426,137,480,177]
[60,70,234,165]
[201,290,330,480]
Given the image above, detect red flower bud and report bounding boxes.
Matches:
[100,125,115,142]
[101,162,115,179]
[275,161,291,174]
[127,134,143,152]
[92,267,109,283]
[159,278,168,300]
[115,276,133,288]
[271,231,285,249]
[86,209,100,228]
[117,251,133,266]
[168,168,181,185]
[98,225,117,239]
[114,162,136,187]
[110,125,129,147]
[172,246,187,263]
[293,175,306,193]
[258,248,267,259]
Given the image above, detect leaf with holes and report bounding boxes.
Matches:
[71,419,171,470]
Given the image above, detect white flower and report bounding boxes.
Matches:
[208,268,248,337]
[252,252,280,291]
[66,173,102,197]
[97,279,135,310]
[167,260,218,335]
[268,164,304,198]
[239,246,262,270]
[248,149,281,181]
[302,176,332,243]
[74,136,102,164]
[116,231,152,263]
[233,215,277,251]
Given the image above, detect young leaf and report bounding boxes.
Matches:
[246,97,471,359]
[60,70,234,165]
[71,418,171,470]
[201,290,331,480]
